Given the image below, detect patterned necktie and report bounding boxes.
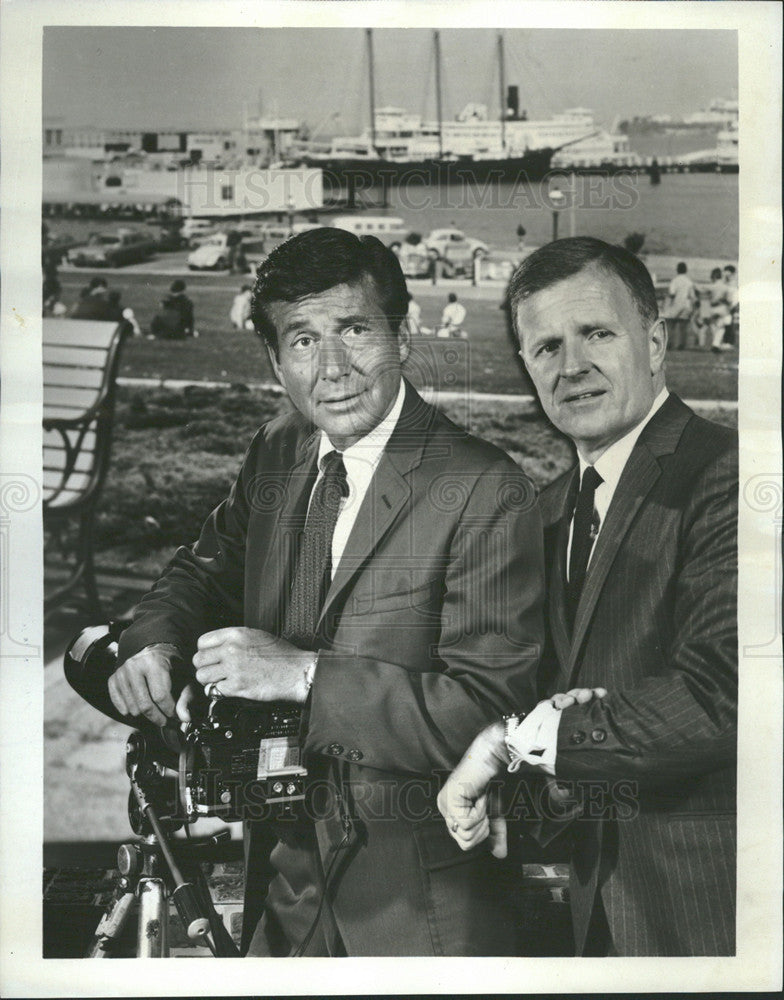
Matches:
[567,465,603,627]
[283,450,348,649]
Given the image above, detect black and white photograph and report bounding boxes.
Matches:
[0,1,781,995]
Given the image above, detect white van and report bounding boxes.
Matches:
[329,216,409,246]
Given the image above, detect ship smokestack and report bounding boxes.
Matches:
[506,85,519,120]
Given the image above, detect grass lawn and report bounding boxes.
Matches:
[42,382,736,583]
[56,269,739,400]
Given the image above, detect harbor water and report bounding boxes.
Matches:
[382,171,738,260]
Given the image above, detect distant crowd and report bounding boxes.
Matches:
[663,260,738,352]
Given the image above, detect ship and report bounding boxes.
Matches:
[287,30,598,189]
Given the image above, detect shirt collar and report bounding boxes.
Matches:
[317,379,406,470]
[578,388,669,489]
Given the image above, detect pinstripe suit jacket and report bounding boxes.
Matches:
[538,393,737,956]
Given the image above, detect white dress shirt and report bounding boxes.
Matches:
[513,387,670,775]
[314,379,406,579]
[567,388,670,578]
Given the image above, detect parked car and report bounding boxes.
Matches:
[330,215,410,246]
[187,231,268,271]
[258,222,322,255]
[425,228,489,258]
[399,242,437,279]
[151,224,188,252]
[181,218,217,244]
[43,231,81,264]
[66,228,158,267]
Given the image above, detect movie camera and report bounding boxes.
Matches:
[63,620,308,957]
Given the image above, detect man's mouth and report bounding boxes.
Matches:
[320,391,362,405]
[562,389,606,404]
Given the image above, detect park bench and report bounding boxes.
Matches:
[43,318,129,619]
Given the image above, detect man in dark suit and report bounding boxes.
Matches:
[107,227,544,956]
[439,237,737,956]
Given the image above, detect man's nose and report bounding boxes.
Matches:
[559,336,590,378]
[318,339,351,379]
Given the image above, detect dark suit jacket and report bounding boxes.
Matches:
[118,380,544,955]
[538,393,737,956]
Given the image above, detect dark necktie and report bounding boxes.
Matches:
[567,465,603,627]
[283,450,348,649]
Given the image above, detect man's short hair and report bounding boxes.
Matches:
[251,227,409,355]
[676,261,688,274]
[448,293,457,303]
[724,264,736,275]
[508,236,659,334]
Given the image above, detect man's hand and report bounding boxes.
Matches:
[193,627,315,703]
[108,643,178,726]
[550,686,607,710]
[438,721,508,857]
[439,689,608,851]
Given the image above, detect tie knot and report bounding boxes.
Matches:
[581,466,603,492]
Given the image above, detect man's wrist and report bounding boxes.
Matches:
[457,721,510,789]
[140,642,181,666]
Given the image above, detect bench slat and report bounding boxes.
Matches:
[43,448,95,473]
[43,428,98,451]
[44,469,93,493]
[43,345,110,369]
[44,404,103,422]
[43,487,87,508]
[42,318,121,350]
[44,366,105,390]
[44,386,103,413]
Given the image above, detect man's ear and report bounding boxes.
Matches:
[397,320,411,363]
[649,317,667,374]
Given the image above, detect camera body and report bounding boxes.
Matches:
[181,696,306,822]
[65,622,307,825]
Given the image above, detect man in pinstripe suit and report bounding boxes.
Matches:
[439,237,737,956]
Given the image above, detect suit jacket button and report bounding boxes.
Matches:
[591,728,607,743]
[569,730,586,745]
[347,749,363,762]
[327,743,344,756]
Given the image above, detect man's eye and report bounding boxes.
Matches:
[341,324,370,342]
[536,341,559,357]
[291,335,315,350]
[590,328,613,340]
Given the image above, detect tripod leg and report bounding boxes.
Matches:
[87,891,136,958]
[137,878,169,957]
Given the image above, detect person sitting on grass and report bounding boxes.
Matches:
[438,292,467,339]
[149,279,197,340]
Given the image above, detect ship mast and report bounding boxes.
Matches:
[366,28,377,154]
[498,31,507,152]
[434,30,443,159]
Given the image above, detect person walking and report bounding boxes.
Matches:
[663,262,698,350]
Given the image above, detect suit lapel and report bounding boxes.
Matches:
[257,431,319,628]
[566,394,692,682]
[548,470,578,677]
[318,382,429,631]
[567,446,660,681]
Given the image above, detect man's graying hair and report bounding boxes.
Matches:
[251,227,409,356]
[508,236,660,336]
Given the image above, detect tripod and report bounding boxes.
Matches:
[87,731,240,958]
